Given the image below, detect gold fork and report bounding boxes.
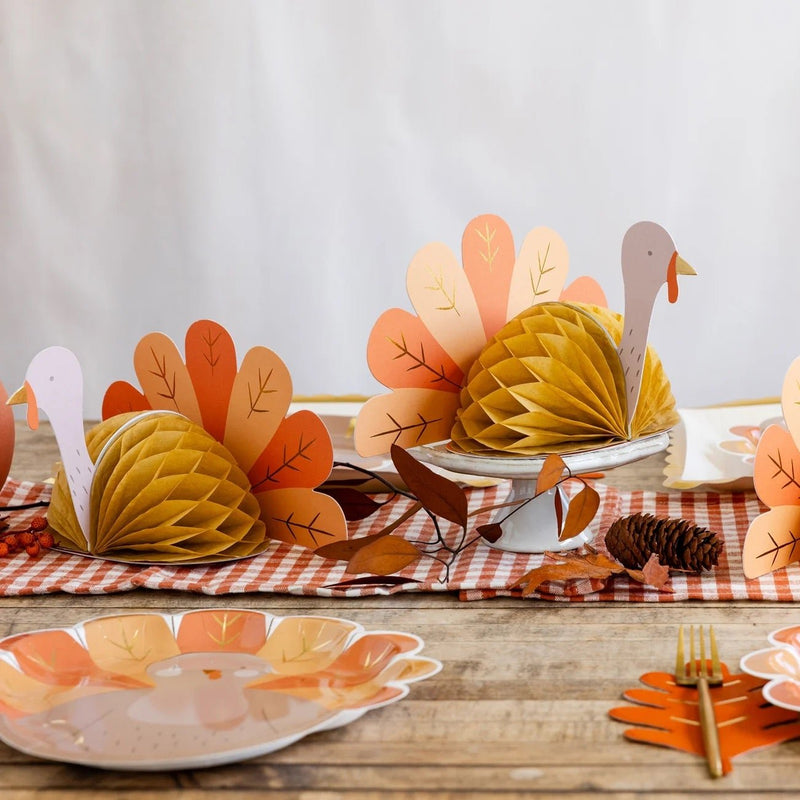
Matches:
[675,624,724,778]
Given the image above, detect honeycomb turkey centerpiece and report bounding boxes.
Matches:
[355,216,695,458]
[8,321,347,563]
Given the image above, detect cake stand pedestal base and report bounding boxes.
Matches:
[489,482,589,553]
[412,432,670,554]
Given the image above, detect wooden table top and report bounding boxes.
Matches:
[3,422,800,799]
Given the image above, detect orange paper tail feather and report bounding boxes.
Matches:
[102,320,349,554]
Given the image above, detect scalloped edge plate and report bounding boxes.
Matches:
[0,609,441,771]
[740,625,800,713]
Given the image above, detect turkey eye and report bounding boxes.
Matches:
[234,668,260,678]
[647,250,652,256]
[49,376,55,382]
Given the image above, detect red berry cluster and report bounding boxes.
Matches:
[0,516,53,558]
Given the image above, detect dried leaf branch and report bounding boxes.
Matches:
[315,450,603,588]
[475,453,600,544]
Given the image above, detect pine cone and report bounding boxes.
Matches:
[605,513,722,573]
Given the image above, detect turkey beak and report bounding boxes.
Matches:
[6,382,39,430]
[675,255,696,276]
[203,669,222,680]
[666,252,696,304]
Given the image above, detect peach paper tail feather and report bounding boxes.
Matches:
[355,214,608,457]
[102,320,347,550]
[743,355,800,577]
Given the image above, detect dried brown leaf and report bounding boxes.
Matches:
[319,487,382,521]
[559,484,600,541]
[346,535,422,576]
[554,489,564,533]
[536,453,567,494]
[390,444,468,527]
[477,523,503,544]
[512,560,612,596]
[512,548,625,596]
[582,551,624,571]
[315,530,389,562]
[325,575,423,590]
[315,500,423,562]
[626,553,671,589]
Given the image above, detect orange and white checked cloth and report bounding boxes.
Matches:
[0,478,792,601]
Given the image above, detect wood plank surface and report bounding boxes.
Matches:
[2,421,799,799]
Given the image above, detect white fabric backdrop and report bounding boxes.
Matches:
[1,0,799,417]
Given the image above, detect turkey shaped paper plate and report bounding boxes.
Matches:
[740,626,800,713]
[8,320,348,564]
[0,609,441,771]
[355,214,694,458]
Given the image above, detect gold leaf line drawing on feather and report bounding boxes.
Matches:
[251,434,318,491]
[370,412,444,445]
[757,528,800,567]
[108,627,151,662]
[386,333,461,389]
[200,328,224,371]
[425,266,460,316]
[281,629,338,664]
[24,647,59,673]
[530,241,555,299]
[768,450,800,494]
[208,612,243,647]
[475,222,498,271]
[360,643,394,670]
[147,347,178,408]
[273,511,337,547]
[247,367,277,418]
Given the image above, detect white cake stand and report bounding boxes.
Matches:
[411,432,670,554]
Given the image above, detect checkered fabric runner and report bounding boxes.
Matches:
[0,477,792,601]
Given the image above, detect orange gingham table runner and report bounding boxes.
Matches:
[0,477,793,601]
